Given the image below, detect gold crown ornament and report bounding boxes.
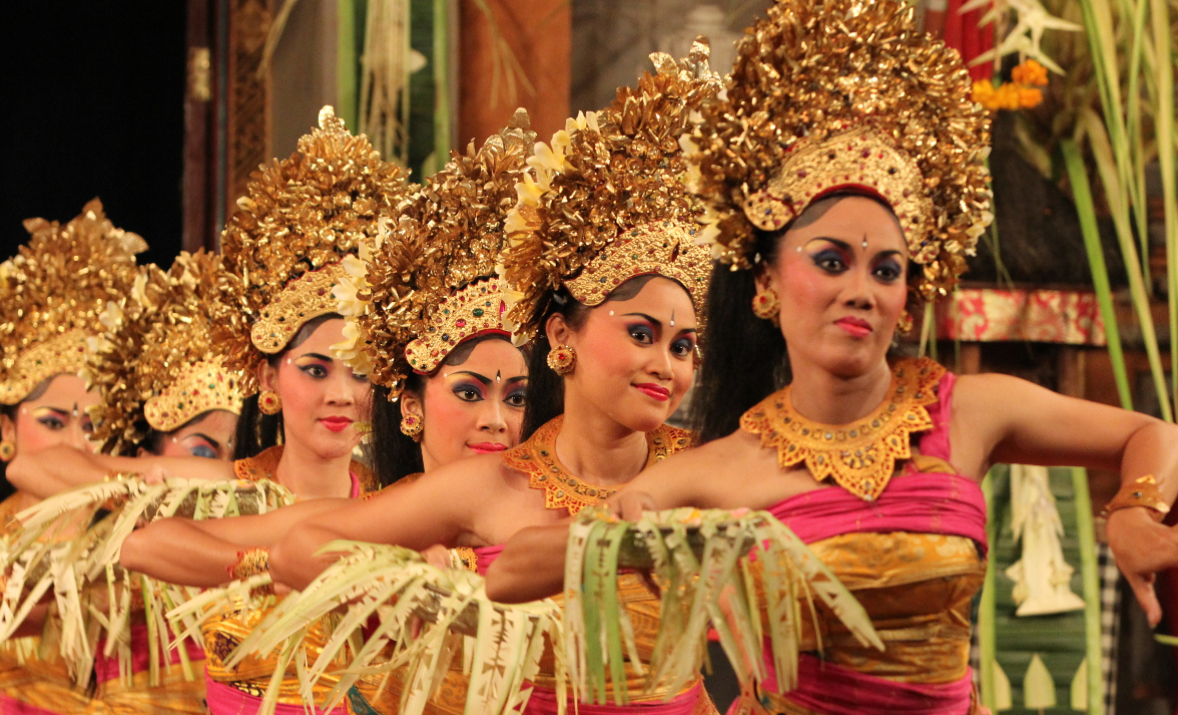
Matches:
[86,251,245,455]
[336,110,534,396]
[685,0,993,299]
[0,199,146,405]
[214,106,415,395]
[499,44,721,342]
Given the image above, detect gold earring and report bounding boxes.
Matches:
[752,286,781,326]
[0,441,14,462]
[400,414,423,441]
[547,345,577,375]
[897,309,914,335]
[259,390,282,415]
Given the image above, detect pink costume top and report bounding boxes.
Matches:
[733,365,987,715]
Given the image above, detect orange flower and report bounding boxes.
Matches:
[972,80,997,108]
[1017,86,1044,109]
[1012,58,1049,87]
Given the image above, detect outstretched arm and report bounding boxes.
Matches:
[120,499,349,587]
[268,457,500,591]
[955,372,1178,625]
[7,445,235,499]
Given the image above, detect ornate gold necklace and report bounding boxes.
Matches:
[504,415,694,515]
[741,357,945,502]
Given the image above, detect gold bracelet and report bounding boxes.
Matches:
[227,547,270,580]
[1104,475,1170,523]
[449,547,479,573]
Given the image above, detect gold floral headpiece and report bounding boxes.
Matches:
[87,251,245,455]
[215,106,414,394]
[0,199,145,405]
[499,44,721,342]
[686,0,993,299]
[337,111,534,396]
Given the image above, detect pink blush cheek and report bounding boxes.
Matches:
[14,411,64,454]
[421,380,477,461]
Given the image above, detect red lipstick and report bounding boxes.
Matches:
[634,383,671,402]
[320,417,353,433]
[835,317,872,338]
[468,442,508,454]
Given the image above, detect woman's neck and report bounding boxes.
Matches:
[553,392,650,489]
[272,437,355,500]
[787,358,894,426]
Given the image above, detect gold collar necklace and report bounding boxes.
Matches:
[741,357,945,502]
[504,415,693,515]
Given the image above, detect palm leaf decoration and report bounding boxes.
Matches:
[565,507,882,705]
[169,541,561,715]
[0,477,294,688]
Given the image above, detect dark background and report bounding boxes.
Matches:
[0,2,187,268]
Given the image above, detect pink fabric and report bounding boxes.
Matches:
[766,372,988,556]
[523,682,702,715]
[0,693,64,715]
[349,470,362,499]
[730,653,972,715]
[473,544,504,576]
[94,622,206,684]
[204,673,347,715]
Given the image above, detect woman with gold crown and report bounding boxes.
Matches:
[488,2,1178,714]
[117,112,537,715]
[266,48,720,715]
[37,250,242,715]
[9,107,408,715]
[0,200,144,713]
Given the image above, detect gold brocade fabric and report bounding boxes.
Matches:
[740,357,944,502]
[89,667,207,715]
[755,531,984,684]
[505,416,694,515]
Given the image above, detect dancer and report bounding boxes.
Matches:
[267,49,719,715]
[0,200,144,713]
[488,3,1178,714]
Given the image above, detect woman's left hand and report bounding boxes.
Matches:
[1106,507,1178,626]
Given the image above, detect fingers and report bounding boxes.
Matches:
[1125,570,1162,627]
[420,544,451,571]
[607,490,657,522]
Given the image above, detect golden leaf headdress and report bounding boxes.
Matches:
[87,251,245,455]
[498,44,722,342]
[0,199,146,405]
[215,106,415,394]
[688,0,993,299]
[338,110,535,396]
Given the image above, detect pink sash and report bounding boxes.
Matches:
[523,682,702,715]
[0,695,64,715]
[94,622,206,684]
[734,654,972,715]
[473,544,504,575]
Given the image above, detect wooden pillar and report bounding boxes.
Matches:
[458,0,570,147]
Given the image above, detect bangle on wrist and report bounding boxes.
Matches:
[1104,474,1170,523]
[449,546,479,573]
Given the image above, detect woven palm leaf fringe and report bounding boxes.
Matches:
[0,477,294,688]
[169,540,562,715]
[565,508,883,705]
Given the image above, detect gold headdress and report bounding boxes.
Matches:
[337,110,535,396]
[0,199,145,405]
[686,0,992,299]
[499,45,722,341]
[216,106,414,394]
[87,251,245,455]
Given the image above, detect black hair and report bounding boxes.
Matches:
[368,333,525,486]
[688,191,910,444]
[231,313,344,461]
[520,273,676,440]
